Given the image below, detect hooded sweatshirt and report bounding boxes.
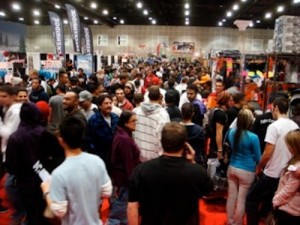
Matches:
[29,86,49,103]
[5,102,44,179]
[134,102,170,162]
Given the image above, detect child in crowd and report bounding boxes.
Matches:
[272,129,300,225]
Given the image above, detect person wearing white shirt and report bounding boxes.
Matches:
[246,97,299,225]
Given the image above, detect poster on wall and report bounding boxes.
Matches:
[76,54,93,76]
[117,35,128,46]
[0,20,26,52]
[172,42,195,53]
[97,35,108,46]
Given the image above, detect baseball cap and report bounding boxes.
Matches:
[79,90,93,102]
[199,74,211,84]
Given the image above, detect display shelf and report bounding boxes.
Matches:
[262,53,300,111]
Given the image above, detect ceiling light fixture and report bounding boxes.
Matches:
[152,20,156,24]
[222,19,226,22]
[12,3,21,11]
[293,0,300,3]
[265,12,272,19]
[226,11,232,17]
[90,2,97,9]
[184,3,190,9]
[185,18,189,21]
[0,11,6,17]
[19,17,24,21]
[113,17,117,20]
[34,20,39,25]
[256,20,261,23]
[185,21,189,25]
[55,4,60,9]
[149,17,152,20]
[241,0,247,2]
[84,16,89,20]
[277,6,284,12]
[185,10,190,16]
[33,10,40,16]
[103,9,108,15]
[120,19,124,24]
[94,20,98,24]
[218,22,223,26]
[137,2,142,8]
[63,19,68,24]
[143,10,148,15]
[233,4,239,11]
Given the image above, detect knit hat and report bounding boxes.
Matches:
[125,82,135,91]
[35,101,50,121]
[151,76,160,85]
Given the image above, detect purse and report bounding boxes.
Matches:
[223,136,231,164]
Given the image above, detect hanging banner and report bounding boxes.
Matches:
[48,12,65,56]
[82,23,94,55]
[65,4,81,53]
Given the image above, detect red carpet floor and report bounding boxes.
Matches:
[0,175,264,225]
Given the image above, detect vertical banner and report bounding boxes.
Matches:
[48,12,65,56]
[65,4,81,53]
[82,23,94,55]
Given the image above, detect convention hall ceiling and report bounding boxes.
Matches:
[1,0,300,29]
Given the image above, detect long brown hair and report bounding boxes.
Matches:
[284,129,300,170]
[234,109,254,151]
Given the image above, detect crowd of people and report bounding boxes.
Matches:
[0,59,299,225]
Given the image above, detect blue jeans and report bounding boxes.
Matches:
[245,174,279,225]
[5,174,27,223]
[107,186,128,225]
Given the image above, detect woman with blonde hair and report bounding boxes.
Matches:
[226,109,261,225]
[272,129,300,225]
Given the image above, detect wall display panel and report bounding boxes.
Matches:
[252,39,264,52]
[117,35,128,46]
[172,42,195,53]
[97,35,108,46]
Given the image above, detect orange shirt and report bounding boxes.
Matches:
[207,92,218,109]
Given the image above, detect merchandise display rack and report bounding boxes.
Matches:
[263,53,300,111]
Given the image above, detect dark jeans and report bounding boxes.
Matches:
[19,181,50,225]
[5,174,27,222]
[276,209,300,225]
[245,174,279,225]
[107,186,128,225]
